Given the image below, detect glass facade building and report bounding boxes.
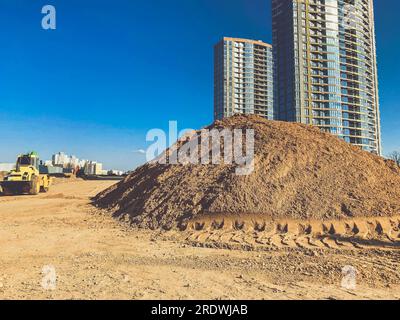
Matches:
[214,37,274,121]
[272,0,381,154]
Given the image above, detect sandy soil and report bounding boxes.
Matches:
[94,115,400,229]
[0,179,399,300]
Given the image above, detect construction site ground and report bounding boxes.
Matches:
[0,179,399,300]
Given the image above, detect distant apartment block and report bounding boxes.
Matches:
[52,152,86,169]
[84,161,103,175]
[52,152,68,167]
[214,37,274,120]
[272,0,381,154]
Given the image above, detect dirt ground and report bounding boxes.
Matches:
[0,179,399,300]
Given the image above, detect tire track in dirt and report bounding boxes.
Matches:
[171,215,400,251]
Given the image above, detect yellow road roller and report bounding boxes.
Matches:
[0,152,52,195]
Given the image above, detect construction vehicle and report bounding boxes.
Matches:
[0,152,52,196]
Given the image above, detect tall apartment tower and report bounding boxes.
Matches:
[214,37,274,121]
[272,0,381,154]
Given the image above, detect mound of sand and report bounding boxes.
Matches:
[94,115,400,230]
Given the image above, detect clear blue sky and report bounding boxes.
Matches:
[0,0,399,170]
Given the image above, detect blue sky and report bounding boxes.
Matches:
[0,0,399,170]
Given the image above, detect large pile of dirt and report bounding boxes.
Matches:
[94,115,400,230]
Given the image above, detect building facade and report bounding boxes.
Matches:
[52,152,69,167]
[84,161,103,175]
[52,152,86,169]
[214,37,274,121]
[272,0,381,154]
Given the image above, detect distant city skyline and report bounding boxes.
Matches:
[0,150,119,173]
[0,0,399,170]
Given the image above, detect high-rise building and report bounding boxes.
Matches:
[214,37,274,120]
[272,0,381,154]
